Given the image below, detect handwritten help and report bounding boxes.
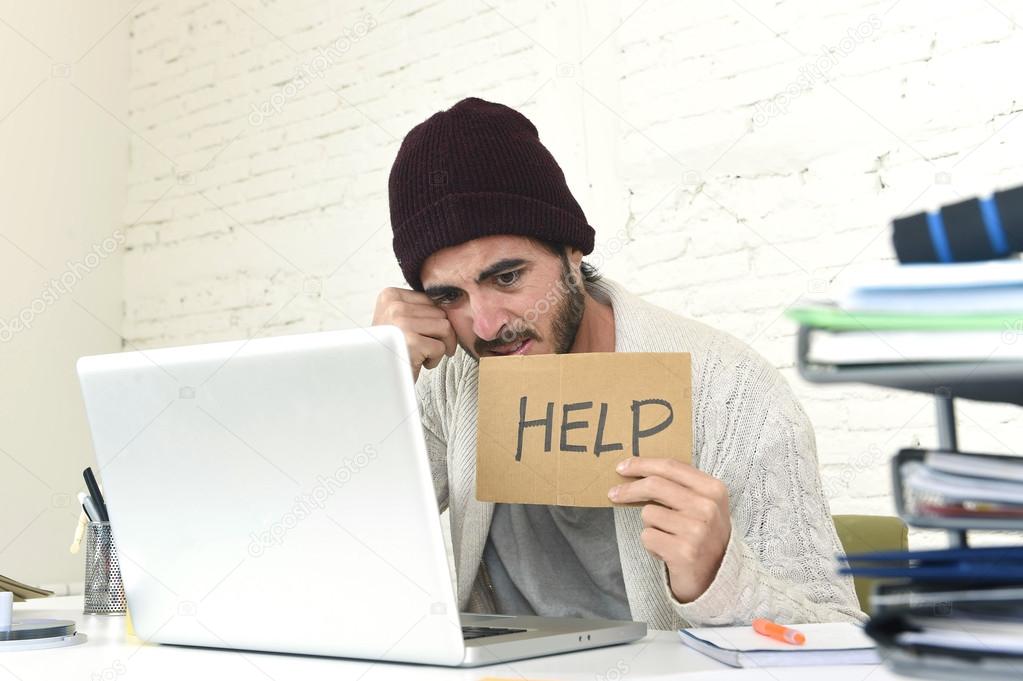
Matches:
[475,352,692,507]
[514,396,674,461]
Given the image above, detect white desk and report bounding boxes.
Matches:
[7,596,910,680]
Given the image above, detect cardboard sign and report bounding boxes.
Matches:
[476,352,692,507]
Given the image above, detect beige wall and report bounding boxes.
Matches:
[0,3,129,588]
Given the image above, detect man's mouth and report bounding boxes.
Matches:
[488,338,533,356]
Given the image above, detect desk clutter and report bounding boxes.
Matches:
[677,622,878,668]
[897,448,1023,525]
[70,468,125,615]
[792,186,1023,679]
[0,467,114,651]
[0,575,51,602]
[0,592,82,651]
[836,450,1023,677]
[790,182,1023,376]
[789,260,1023,367]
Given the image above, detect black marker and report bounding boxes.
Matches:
[83,467,109,522]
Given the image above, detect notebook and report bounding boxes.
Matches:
[677,622,878,668]
[804,329,1023,365]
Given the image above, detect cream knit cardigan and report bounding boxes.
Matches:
[414,277,865,629]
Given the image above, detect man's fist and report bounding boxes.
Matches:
[372,287,457,382]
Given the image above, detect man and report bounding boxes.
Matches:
[373,97,863,628]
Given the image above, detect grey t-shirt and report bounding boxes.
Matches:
[481,503,631,620]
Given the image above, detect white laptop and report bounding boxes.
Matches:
[75,325,645,667]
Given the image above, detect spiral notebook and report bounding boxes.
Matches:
[678,623,878,668]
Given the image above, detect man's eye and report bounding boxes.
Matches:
[496,270,520,286]
[433,292,459,305]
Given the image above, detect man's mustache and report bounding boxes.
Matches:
[476,327,540,354]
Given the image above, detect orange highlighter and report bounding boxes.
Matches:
[752,618,806,645]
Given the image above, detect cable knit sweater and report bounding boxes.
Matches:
[414,277,865,629]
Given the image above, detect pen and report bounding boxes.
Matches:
[76,488,92,519]
[78,492,101,523]
[83,467,109,521]
[752,618,805,646]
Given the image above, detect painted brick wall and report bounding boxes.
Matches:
[123,0,1023,544]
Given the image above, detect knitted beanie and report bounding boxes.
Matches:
[388,97,595,291]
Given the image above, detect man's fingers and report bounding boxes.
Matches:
[612,475,720,521]
[372,288,446,326]
[410,333,447,370]
[639,502,679,532]
[380,287,435,306]
[610,475,685,508]
[402,316,456,359]
[373,286,458,379]
[639,527,675,564]
[616,457,724,499]
[390,300,448,319]
[640,501,715,536]
[401,316,453,341]
[439,321,457,358]
[374,299,447,326]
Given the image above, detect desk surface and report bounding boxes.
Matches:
[8,596,909,680]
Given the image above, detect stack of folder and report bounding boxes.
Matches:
[789,260,1023,366]
[838,448,1023,678]
[0,573,53,601]
[865,579,1023,678]
[791,183,1023,368]
[792,188,1023,678]
[900,449,1023,522]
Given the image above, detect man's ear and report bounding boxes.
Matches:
[566,246,583,267]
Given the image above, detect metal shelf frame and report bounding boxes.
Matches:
[796,326,1023,547]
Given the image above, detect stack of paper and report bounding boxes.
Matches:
[0,573,53,601]
[903,450,1023,521]
[789,261,1023,366]
[840,448,1023,680]
[840,260,1023,313]
[864,580,1023,677]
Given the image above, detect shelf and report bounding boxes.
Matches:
[796,326,1023,406]
[795,325,1023,547]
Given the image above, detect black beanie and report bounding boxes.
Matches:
[388,97,596,291]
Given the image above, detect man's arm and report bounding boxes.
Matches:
[672,361,864,624]
[613,352,864,625]
[372,285,456,511]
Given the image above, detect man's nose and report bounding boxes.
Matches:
[470,296,509,341]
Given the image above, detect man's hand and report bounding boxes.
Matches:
[372,287,456,382]
[608,457,731,603]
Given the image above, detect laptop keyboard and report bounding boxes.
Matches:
[461,625,527,640]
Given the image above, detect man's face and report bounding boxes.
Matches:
[420,235,586,360]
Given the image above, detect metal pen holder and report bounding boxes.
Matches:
[84,521,126,615]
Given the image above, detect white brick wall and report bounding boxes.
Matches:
[122,0,1023,546]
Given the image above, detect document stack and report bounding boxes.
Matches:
[0,573,52,600]
[789,183,1023,376]
[790,186,1023,679]
[789,260,1023,369]
[840,448,1023,679]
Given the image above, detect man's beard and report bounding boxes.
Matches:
[549,263,586,354]
[463,260,586,360]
